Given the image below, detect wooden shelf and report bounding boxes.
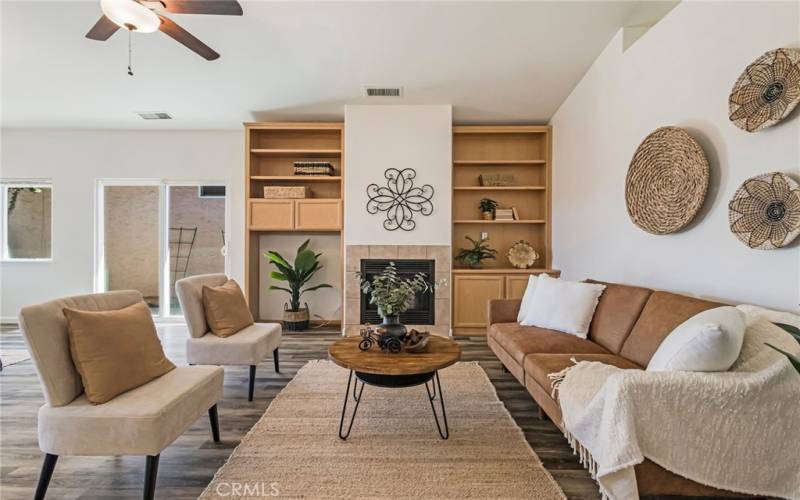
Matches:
[453,160,546,165]
[250,148,342,157]
[251,176,342,182]
[453,186,545,191]
[454,219,546,224]
[452,268,558,275]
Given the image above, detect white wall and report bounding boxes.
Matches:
[344,105,452,246]
[0,129,244,319]
[550,1,800,312]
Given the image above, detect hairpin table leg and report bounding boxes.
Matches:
[338,370,365,440]
[425,371,449,440]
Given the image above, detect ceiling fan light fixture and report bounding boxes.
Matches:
[100,0,161,33]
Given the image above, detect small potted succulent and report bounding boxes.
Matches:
[455,235,497,268]
[356,262,434,338]
[479,198,498,220]
[265,239,332,331]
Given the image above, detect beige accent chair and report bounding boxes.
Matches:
[175,274,282,402]
[18,290,224,500]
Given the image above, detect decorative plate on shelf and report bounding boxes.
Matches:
[507,240,539,269]
[728,172,800,250]
[729,48,800,133]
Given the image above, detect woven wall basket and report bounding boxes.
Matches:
[625,126,709,235]
[729,172,800,250]
[729,48,800,133]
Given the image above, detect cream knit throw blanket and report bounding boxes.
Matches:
[551,318,800,500]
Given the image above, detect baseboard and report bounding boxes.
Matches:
[1,317,19,327]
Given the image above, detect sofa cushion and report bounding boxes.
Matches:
[202,279,254,337]
[38,365,223,456]
[620,291,724,367]
[186,322,282,365]
[488,323,609,365]
[524,353,641,392]
[586,280,653,353]
[63,301,176,404]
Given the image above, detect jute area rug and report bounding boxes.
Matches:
[200,360,566,499]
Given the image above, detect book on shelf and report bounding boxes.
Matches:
[293,161,334,176]
[495,208,514,220]
[511,207,519,220]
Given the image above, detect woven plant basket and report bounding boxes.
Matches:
[728,172,800,250]
[729,48,800,133]
[625,127,709,235]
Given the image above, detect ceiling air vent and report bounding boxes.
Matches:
[364,86,403,98]
[137,112,172,120]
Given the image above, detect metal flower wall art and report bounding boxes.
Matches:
[728,172,800,250]
[729,48,800,132]
[366,168,434,231]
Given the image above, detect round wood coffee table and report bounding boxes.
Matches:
[328,335,461,440]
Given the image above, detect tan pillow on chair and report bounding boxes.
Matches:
[63,301,176,404]
[202,279,254,337]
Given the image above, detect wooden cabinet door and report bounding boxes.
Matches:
[295,199,342,230]
[506,275,531,299]
[250,200,294,230]
[453,275,505,328]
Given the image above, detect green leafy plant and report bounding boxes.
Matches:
[356,262,433,317]
[455,235,497,268]
[767,323,800,375]
[264,239,332,312]
[7,187,42,212]
[479,198,498,213]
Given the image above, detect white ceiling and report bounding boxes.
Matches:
[1,1,678,129]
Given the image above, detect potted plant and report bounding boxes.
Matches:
[264,239,332,331]
[479,198,498,220]
[455,235,497,268]
[356,262,433,338]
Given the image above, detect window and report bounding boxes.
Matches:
[2,182,52,260]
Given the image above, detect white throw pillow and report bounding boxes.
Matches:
[517,274,541,323]
[520,275,606,338]
[647,306,746,372]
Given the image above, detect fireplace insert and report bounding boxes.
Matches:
[359,259,435,325]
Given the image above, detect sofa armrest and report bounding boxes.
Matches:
[487,299,522,325]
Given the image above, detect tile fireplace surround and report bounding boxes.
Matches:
[345,245,451,337]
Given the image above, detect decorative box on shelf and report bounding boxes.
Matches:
[263,186,308,199]
[293,161,334,176]
[479,173,515,186]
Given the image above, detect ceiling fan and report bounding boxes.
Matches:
[86,0,242,63]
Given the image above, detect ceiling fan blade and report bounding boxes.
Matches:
[161,0,242,15]
[86,15,120,41]
[158,15,220,60]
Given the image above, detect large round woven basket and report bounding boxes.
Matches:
[625,127,709,235]
[729,172,800,250]
[729,48,800,133]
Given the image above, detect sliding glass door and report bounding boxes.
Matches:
[95,180,228,319]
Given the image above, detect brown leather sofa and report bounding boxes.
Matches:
[487,280,749,497]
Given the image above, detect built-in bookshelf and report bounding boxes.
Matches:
[244,122,344,324]
[451,125,559,335]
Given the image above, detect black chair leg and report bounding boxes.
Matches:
[34,453,58,500]
[273,348,280,373]
[143,454,160,500]
[208,404,220,442]
[248,365,256,402]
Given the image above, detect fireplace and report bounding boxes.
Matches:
[359,259,436,325]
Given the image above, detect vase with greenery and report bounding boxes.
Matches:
[264,239,332,331]
[479,198,498,220]
[455,235,497,268]
[356,262,433,337]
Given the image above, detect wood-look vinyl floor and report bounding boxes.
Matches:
[0,327,730,500]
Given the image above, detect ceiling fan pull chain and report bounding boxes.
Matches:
[127,29,134,76]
